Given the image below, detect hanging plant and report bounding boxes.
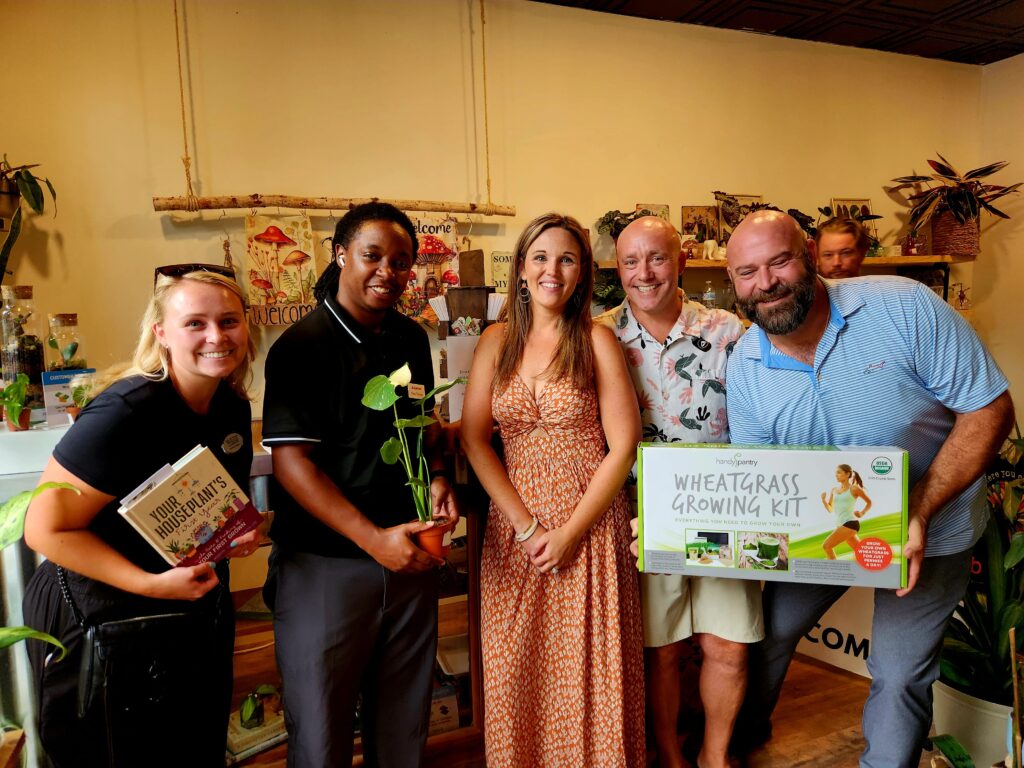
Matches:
[0,156,57,281]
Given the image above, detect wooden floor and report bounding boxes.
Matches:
[230,618,940,768]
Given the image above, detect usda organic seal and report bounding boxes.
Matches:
[871,456,893,476]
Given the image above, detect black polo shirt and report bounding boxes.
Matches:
[262,292,435,558]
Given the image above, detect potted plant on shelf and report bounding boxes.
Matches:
[65,372,96,421]
[933,427,1024,765]
[890,154,1021,258]
[0,156,57,281]
[596,208,658,241]
[361,364,465,557]
[1,373,30,431]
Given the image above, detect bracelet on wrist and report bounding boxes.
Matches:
[429,468,450,483]
[514,516,539,543]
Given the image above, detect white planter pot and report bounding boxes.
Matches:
[932,679,1010,767]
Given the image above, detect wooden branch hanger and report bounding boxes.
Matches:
[152,194,515,217]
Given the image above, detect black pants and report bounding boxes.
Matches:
[23,560,234,768]
[268,549,439,768]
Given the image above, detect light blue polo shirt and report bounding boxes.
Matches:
[726,276,1008,556]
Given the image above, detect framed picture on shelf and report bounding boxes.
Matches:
[717,194,762,244]
[635,203,670,221]
[681,206,719,244]
[830,197,878,236]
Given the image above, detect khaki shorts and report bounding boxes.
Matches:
[640,572,765,648]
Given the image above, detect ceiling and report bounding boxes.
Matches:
[535,0,1024,65]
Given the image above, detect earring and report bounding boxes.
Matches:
[518,280,531,304]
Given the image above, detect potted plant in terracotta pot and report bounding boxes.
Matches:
[361,364,465,557]
[933,428,1024,765]
[65,372,96,422]
[0,156,57,280]
[891,154,1021,258]
[1,372,31,430]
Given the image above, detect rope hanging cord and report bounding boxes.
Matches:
[479,0,493,205]
[172,0,198,212]
[155,0,513,218]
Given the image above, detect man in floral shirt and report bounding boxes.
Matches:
[599,216,763,768]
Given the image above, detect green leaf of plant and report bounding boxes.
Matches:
[0,481,80,550]
[931,733,975,768]
[394,415,435,429]
[380,437,403,464]
[1005,532,1024,570]
[47,337,58,349]
[16,170,44,213]
[241,695,256,722]
[0,207,22,278]
[0,626,66,660]
[361,375,399,410]
[62,341,79,361]
[43,177,57,215]
[406,477,428,490]
[255,684,278,696]
[418,377,467,403]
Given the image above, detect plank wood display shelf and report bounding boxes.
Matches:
[679,254,972,302]
[681,254,972,268]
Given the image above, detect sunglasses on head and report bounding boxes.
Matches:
[153,263,237,287]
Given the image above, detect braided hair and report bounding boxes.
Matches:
[313,202,420,305]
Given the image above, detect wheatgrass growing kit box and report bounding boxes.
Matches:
[638,444,909,588]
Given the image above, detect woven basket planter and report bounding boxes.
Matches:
[930,212,980,258]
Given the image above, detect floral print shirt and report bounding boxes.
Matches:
[597,292,744,456]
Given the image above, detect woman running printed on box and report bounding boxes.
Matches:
[820,463,872,559]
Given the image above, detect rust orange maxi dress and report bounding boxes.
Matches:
[480,374,645,767]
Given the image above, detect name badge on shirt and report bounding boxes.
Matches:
[221,432,244,454]
[408,383,426,399]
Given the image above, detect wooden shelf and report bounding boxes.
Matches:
[681,255,972,269]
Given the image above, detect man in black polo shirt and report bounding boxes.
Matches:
[262,203,457,768]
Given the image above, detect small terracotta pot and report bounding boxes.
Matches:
[3,407,30,431]
[65,406,81,422]
[414,516,455,559]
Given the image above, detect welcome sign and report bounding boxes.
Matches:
[638,444,908,588]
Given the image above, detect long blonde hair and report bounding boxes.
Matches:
[494,213,594,392]
[93,271,256,399]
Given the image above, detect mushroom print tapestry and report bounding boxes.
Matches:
[398,215,460,326]
[244,213,317,326]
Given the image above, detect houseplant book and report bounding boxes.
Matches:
[224,708,287,764]
[638,443,908,588]
[117,444,260,567]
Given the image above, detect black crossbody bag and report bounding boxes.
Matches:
[55,565,206,719]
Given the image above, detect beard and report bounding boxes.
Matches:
[737,269,817,335]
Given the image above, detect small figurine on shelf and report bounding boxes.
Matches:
[951,282,972,310]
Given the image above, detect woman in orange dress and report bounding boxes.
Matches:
[461,213,644,767]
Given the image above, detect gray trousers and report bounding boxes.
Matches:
[742,549,972,768]
[271,550,439,768]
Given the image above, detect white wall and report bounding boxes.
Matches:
[6,0,1014,411]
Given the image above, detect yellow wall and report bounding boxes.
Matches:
[978,52,1024,402]
[6,0,1017,408]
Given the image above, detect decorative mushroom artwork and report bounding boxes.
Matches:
[397,216,460,324]
[244,213,317,326]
